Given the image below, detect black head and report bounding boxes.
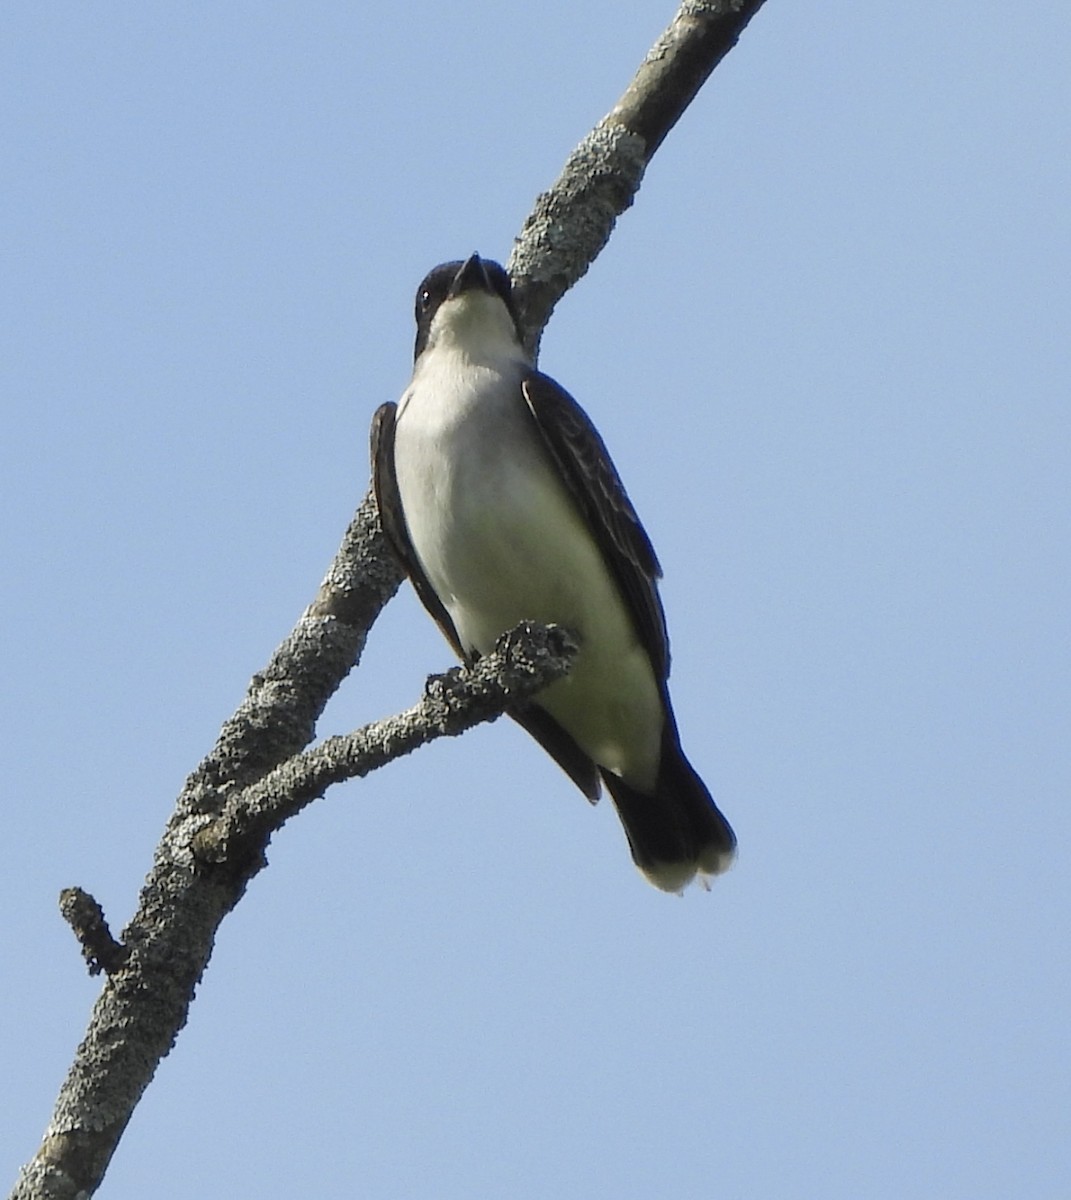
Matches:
[412,253,521,360]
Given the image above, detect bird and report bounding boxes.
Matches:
[371,253,736,891]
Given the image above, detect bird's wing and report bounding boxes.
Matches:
[522,372,670,681]
[508,701,602,801]
[371,400,467,661]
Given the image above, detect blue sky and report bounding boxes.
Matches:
[4,3,1069,1196]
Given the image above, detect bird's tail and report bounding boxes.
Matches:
[601,725,736,893]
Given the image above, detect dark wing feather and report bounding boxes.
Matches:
[508,701,602,801]
[522,372,670,682]
[371,401,467,661]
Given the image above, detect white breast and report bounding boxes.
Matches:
[393,347,663,788]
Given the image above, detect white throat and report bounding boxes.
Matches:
[419,290,528,372]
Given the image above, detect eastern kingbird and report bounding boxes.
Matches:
[372,253,736,891]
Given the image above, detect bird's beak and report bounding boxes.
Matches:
[448,252,491,299]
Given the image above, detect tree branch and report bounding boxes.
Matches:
[191,622,578,868]
[509,0,768,354]
[10,3,767,1196]
[12,621,575,1200]
[58,890,129,977]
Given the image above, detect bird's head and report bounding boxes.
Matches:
[412,253,526,365]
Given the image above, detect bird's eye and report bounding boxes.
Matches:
[419,289,432,311]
